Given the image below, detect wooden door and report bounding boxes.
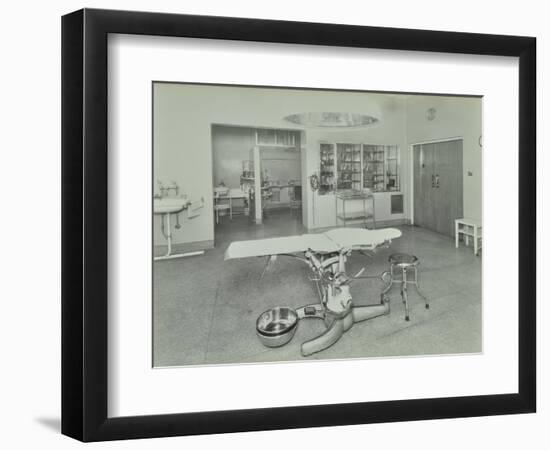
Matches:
[432,140,463,236]
[413,140,463,237]
[413,143,436,230]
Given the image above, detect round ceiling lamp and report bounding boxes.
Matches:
[284,112,379,128]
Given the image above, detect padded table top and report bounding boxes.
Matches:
[224,227,402,260]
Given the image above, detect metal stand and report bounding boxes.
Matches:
[293,251,389,356]
[335,191,376,229]
[381,253,429,321]
[154,212,204,261]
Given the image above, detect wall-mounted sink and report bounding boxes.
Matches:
[154,197,189,214]
[154,195,205,261]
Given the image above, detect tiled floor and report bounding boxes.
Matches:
[153,209,481,367]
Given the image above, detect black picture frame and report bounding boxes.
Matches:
[61,8,536,442]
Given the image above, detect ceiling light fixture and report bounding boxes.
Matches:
[284,112,379,128]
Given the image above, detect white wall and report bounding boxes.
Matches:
[3,2,546,450]
[261,146,301,184]
[212,125,256,188]
[303,96,408,229]
[155,84,481,243]
[154,84,407,245]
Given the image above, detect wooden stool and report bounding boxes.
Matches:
[381,253,429,321]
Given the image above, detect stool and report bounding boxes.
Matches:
[381,253,429,321]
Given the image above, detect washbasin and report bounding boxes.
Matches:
[154,197,189,214]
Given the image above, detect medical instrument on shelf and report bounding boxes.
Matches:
[225,227,401,356]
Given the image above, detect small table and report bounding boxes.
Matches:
[455,217,482,255]
[335,190,376,229]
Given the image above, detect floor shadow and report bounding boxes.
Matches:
[35,417,61,433]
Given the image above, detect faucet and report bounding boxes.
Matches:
[155,180,165,198]
[156,180,179,198]
[169,181,180,196]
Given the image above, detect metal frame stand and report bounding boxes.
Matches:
[154,212,205,261]
[381,254,429,321]
[335,191,376,229]
[291,251,390,356]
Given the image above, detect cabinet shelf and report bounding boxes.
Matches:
[318,142,400,195]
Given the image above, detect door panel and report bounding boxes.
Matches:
[433,140,463,236]
[413,143,436,229]
[414,140,463,237]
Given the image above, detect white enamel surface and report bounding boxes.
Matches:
[224,233,338,259]
[225,227,403,259]
[324,227,402,248]
[153,198,189,214]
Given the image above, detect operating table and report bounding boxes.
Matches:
[225,227,401,356]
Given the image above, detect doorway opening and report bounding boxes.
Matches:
[211,125,303,246]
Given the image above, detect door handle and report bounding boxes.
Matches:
[431,174,435,188]
[435,174,440,188]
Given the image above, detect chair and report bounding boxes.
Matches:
[288,181,302,213]
[213,186,231,224]
[381,253,429,321]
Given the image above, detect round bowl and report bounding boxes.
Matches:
[256,307,299,348]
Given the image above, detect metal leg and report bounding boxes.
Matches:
[371,195,376,229]
[165,213,172,257]
[380,270,393,302]
[363,197,368,228]
[402,267,409,321]
[343,200,346,227]
[413,267,429,309]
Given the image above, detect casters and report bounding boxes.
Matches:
[405,315,410,321]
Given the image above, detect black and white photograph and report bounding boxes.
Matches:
[2,0,544,448]
[152,83,482,367]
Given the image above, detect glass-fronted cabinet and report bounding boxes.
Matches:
[319,143,335,195]
[363,145,385,191]
[319,142,400,195]
[336,144,362,191]
[385,145,399,191]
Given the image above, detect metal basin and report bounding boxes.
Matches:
[256,307,298,348]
